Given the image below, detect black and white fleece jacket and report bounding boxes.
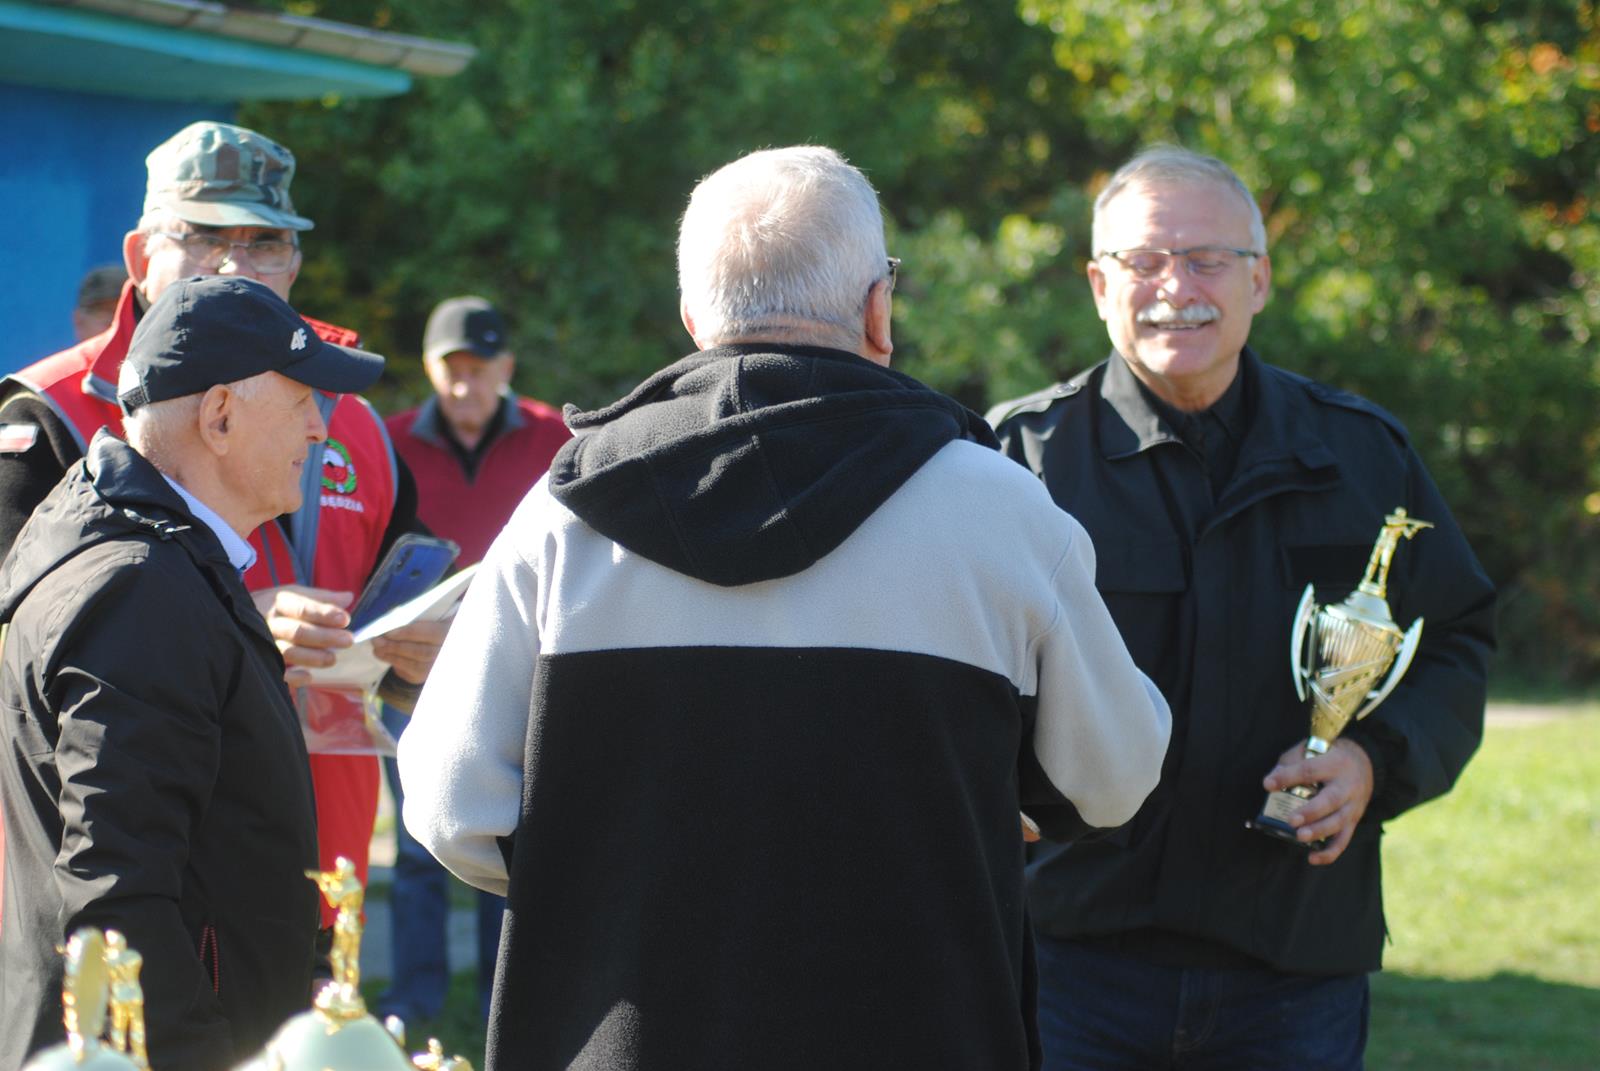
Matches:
[400,343,1170,1071]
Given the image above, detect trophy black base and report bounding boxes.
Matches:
[1247,788,1329,851]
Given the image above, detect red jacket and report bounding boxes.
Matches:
[387,394,571,567]
[2,283,396,926]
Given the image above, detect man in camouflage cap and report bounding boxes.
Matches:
[126,121,313,307]
[0,120,446,950]
[143,120,314,233]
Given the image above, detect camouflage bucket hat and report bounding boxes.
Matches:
[143,121,315,231]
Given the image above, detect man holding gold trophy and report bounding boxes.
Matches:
[990,147,1496,1069]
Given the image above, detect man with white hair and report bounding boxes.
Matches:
[399,145,1170,1069]
[0,121,443,944]
[989,146,1496,1069]
[0,275,384,1071]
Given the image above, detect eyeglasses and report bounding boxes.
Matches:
[885,257,901,294]
[1097,246,1261,280]
[151,231,299,274]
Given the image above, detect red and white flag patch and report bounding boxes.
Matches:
[0,423,39,453]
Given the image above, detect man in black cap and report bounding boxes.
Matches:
[0,275,383,1071]
[378,296,569,1025]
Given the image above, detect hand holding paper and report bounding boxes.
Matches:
[371,617,451,684]
[304,566,477,692]
[252,585,355,687]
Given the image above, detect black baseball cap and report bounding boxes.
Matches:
[422,296,509,362]
[118,276,384,412]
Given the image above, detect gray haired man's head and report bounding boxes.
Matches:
[1091,145,1267,257]
[677,146,890,349]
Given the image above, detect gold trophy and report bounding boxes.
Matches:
[1248,508,1431,845]
[232,857,475,1071]
[23,928,142,1071]
[103,931,149,1069]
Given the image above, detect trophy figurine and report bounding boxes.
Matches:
[231,857,473,1071]
[103,930,149,1069]
[23,928,141,1071]
[411,1038,476,1071]
[1248,508,1432,845]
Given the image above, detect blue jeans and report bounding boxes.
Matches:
[1033,933,1369,1071]
[378,704,505,1023]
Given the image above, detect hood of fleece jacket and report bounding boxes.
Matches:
[548,343,999,587]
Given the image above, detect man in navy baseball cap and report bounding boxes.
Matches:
[0,280,386,1069]
[112,275,383,539]
[118,275,383,413]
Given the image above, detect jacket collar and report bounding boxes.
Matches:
[83,282,142,406]
[1096,347,1339,475]
[85,432,272,643]
[408,393,521,450]
[157,472,256,573]
[1097,351,1188,458]
[83,428,201,535]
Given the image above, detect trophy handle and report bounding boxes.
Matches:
[1353,616,1424,722]
[1289,584,1316,702]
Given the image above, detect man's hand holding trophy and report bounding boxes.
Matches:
[1249,508,1433,863]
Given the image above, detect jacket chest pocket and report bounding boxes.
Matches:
[1281,543,1375,605]
[1094,539,1188,663]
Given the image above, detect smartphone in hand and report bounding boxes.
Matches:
[347,534,460,632]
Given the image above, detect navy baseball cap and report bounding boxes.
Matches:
[118,276,383,412]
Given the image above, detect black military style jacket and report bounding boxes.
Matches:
[990,349,1496,975]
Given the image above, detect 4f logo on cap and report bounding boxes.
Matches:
[290,328,308,351]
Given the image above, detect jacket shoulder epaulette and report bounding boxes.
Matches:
[985,380,1084,429]
[1297,374,1412,446]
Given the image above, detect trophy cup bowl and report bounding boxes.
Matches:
[1248,509,1430,847]
[237,1009,414,1071]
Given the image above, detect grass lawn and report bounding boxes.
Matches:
[366,709,1599,1068]
[1370,708,1600,1069]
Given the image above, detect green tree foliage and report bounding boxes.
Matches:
[245,0,1599,678]
[246,0,1076,406]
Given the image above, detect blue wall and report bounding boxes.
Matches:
[0,82,229,372]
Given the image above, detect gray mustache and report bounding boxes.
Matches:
[1137,301,1219,325]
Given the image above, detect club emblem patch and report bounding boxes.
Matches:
[322,439,357,494]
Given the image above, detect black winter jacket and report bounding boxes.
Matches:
[0,431,320,1071]
[990,350,1495,975]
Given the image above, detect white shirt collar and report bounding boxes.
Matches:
[160,474,257,574]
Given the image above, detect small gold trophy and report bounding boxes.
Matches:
[1248,508,1432,845]
[232,857,474,1071]
[23,928,142,1071]
[103,931,149,1069]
